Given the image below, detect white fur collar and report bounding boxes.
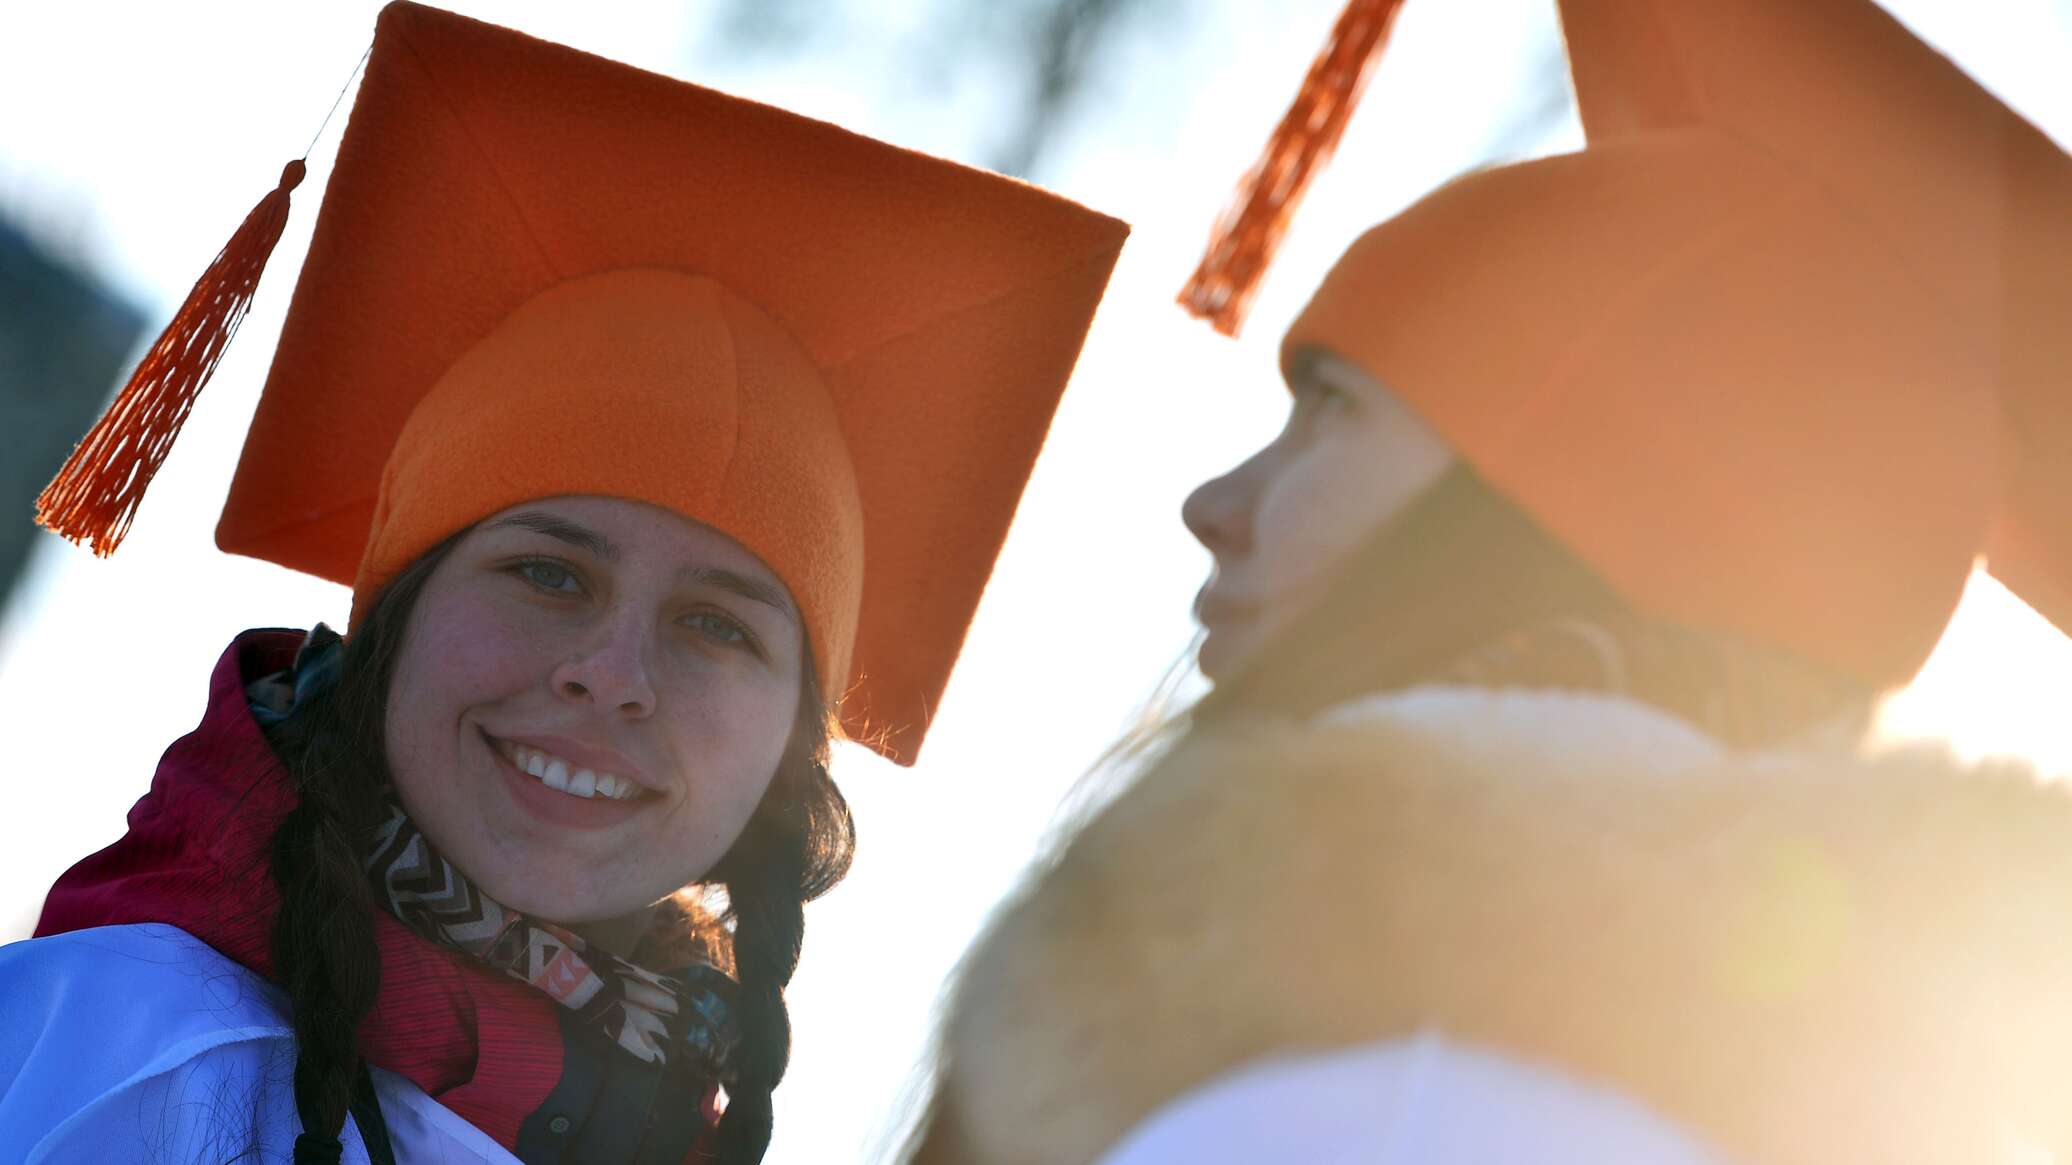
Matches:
[915,682,2072,1165]
[1317,684,1726,778]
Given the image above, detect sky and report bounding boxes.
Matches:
[3,2,2071,1161]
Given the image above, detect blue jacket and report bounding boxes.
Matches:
[0,923,517,1164]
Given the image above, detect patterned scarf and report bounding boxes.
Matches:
[249,626,738,1078]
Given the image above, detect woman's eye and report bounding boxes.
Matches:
[516,559,582,594]
[1282,384,1348,440]
[685,612,755,651]
[1293,381,1349,417]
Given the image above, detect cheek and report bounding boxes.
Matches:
[1250,431,1418,597]
[673,677,796,800]
[647,675,798,873]
[386,591,556,775]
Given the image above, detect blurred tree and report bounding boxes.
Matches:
[702,0,1571,183]
[705,0,1166,178]
[0,217,145,613]
[969,0,1143,177]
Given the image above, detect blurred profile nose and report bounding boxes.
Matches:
[1183,456,1259,560]
[550,616,658,717]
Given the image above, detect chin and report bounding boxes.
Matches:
[479,873,630,928]
[1196,630,1251,683]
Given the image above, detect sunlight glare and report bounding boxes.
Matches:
[1874,567,2072,777]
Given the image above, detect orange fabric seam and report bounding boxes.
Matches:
[1484,191,1786,461]
[825,238,1128,372]
[392,24,565,280]
[712,280,747,506]
[1706,123,1996,344]
[1597,0,1990,354]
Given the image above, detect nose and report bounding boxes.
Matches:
[550,615,658,718]
[1182,452,1261,559]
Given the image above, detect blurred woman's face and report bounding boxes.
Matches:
[385,495,804,929]
[1183,351,1455,681]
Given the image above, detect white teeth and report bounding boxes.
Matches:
[501,739,640,802]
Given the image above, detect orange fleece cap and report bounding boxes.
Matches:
[1284,0,2072,688]
[215,3,1129,764]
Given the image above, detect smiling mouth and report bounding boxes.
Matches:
[486,733,647,802]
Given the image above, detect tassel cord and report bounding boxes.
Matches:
[34,158,304,554]
[1178,0,1407,337]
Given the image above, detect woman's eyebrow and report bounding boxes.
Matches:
[685,567,797,626]
[487,511,618,560]
[489,513,793,624]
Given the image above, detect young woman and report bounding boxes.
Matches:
[910,0,2072,1161]
[0,4,1125,1163]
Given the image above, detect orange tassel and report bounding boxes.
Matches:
[1178,0,1407,337]
[36,159,306,554]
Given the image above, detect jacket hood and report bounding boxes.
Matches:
[35,631,571,1153]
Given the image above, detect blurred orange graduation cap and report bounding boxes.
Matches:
[1192,0,2072,688]
[40,1,1129,764]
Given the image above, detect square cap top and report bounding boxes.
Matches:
[217,3,1129,763]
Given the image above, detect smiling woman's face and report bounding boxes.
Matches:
[384,495,805,928]
[1183,351,1456,682]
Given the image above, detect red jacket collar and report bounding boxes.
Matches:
[37,630,565,1151]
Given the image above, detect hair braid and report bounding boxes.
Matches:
[263,539,456,1155]
[268,790,381,1150]
[707,691,854,1163]
[707,851,805,1159]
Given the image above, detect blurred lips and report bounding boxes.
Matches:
[1194,584,1271,680]
[1193,586,1256,631]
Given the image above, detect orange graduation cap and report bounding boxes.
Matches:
[1211,0,2072,688]
[46,1,1128,764]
